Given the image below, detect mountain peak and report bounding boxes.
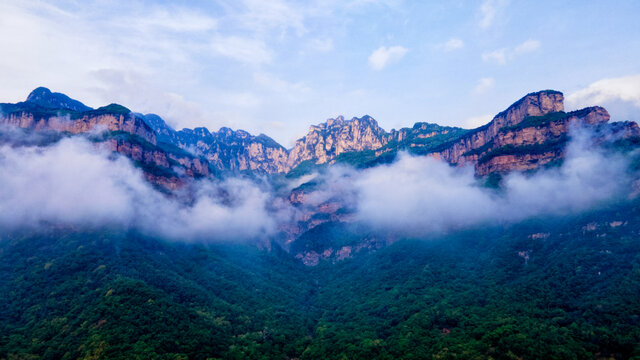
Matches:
[489,89,565,130]
[326,115,345,126]
[508,90,564,116]
[25,87,92,112]
[26,86,52,99]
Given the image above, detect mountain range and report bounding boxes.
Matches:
[3,87,639,186]
[1,87,640,359]
[2,87,640,261]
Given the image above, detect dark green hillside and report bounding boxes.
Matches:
[2,199,640,359]
[0,230,315,360]
[303,202,640,359]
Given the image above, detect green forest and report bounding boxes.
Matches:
[1,198,640,359]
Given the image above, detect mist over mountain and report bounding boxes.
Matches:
[2,1,640,358]
[1,86,640,359]
[0,87,637,244]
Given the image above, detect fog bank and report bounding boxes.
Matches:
[0,137,279,241]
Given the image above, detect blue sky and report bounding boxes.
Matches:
[1,0,639,146]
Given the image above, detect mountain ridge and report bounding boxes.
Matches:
[2,87,639,185]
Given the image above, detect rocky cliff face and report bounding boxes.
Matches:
[3,87,640,267]
[0,94,158,146]
[0,89,209,191]
[283,90,640,265]
[171,127,289,173]
[1,110,157,145]
[287,115,388,168]
[104,137,209,180]
[286,115,468,171]
[428,91,617,175]
[142,115,289,174]
[3,87,637,185]
[430,91,565,166]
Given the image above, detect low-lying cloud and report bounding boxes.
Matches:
[0,136,281,241]
[0,126,634,242]
[303,127,633,237]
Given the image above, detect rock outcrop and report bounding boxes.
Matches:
[286,115,468,171]
[428,92,616,175]
[142,115,289,174]
[283,90,640,265]
[0,107,157,145]
[0,90,208,191]
[3,87,640,266]
[285,90,628,177]
[3,87,638,185]
[430,90,566,165]
[170,127,289,173]
[287,115,388,167]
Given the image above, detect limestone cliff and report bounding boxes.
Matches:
[284,90,640,265]
[430,90,565,165]
[287,90,626,177]
[171,127,289,173]
[0,105,157,145]
[0,89,207,191]
[142,115,289,174]
[286,115,467,171]
[104,135,210,180]
[287,115,388,168]
[3,87,638,184]
[428,91,617,175]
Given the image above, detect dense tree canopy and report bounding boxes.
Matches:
[1,200,640,359]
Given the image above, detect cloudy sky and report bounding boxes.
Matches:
[1,0,639,146]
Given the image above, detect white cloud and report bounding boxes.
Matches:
[119,7,218,33]
[482,39,541,64]
[566,74,640,122]
[442,38,464,52]
[481,48,507,64]
[0,125,631,242]
[253,72,312,101]
[567,74,640,108]
[211,36,274,65]
[515,39,541,54]
[368,45,408,70]
[0,136,287,241]
[479,0,509,29]
[89,69,208,129]
[309,38,334,52]
[238,0,306,36]
[475,77,495,94]
[303,127,630,237]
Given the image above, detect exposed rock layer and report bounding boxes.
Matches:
[2,88,638,183]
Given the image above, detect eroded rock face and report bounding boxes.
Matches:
[428,91,619,175]
[287,115,389,168]
[431,90,565,165]
[284,90,640,265]
[106,139,170,168]
[158,126,289,174]
[4,87,638,193]
[283,93,565,175]
[286,116,467,171]
[1,112,157,145]
[0,100,206,191]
